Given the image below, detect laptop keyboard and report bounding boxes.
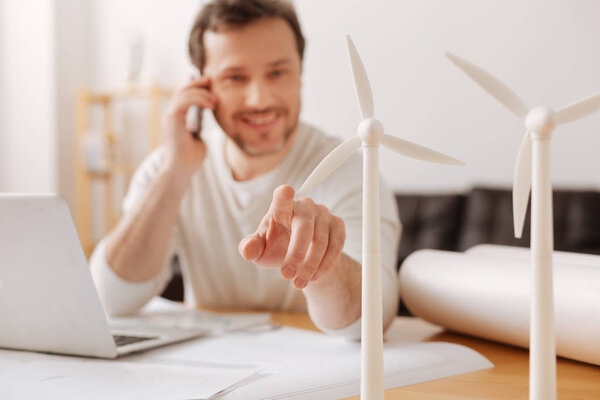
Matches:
[112,334,158,347]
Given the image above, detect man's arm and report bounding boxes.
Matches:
[103,77,217,282]
[303,252,362,330]
[104,165,192,282]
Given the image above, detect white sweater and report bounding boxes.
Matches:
[90,122,401,337]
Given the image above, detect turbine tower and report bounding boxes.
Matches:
[447,52,600,400]
[297,36,464,399]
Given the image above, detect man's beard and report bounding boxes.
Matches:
[229,120,298,158]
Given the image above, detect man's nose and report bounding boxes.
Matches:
[244,79,273,108]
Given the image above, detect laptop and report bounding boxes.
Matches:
[0,193,205,359]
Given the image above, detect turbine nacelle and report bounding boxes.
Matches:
[525,107,556,136]
[358,118,384,145]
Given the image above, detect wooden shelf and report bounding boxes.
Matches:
[75,84,172,257]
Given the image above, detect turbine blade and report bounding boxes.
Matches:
[296,136,362,198]
[513,132,532,238]
[380,134,465,166]
[445,52,529,119]
[346,35,374,119]
[556,92,600,124]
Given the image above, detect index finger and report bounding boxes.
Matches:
[267,185,295,233]
[179,77,218,105]
[184,75,212,91]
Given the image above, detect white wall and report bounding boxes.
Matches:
[0,2,5,189]
[0,0,90,208]
[3,0,600,196]
[54,0,91,208]
[297,0,600,191]
[0,0,57,193]
[85,0,600,192]
[88,0,201,89]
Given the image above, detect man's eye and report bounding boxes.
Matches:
[228,75,244,82]
[270,70,285,78]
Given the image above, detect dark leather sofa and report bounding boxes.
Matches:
[394,186,600,314]
[161,186,600,314]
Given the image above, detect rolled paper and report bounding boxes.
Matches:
[400,245,600,366]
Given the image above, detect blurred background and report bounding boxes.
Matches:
[1,0,600,255]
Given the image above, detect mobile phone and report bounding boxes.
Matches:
[186,105,203,140]
[186,72,204,141]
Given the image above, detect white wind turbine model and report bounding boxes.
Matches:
[446,52,600,400]
[297,36,464,400]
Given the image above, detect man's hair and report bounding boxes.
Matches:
[188,0,305,73]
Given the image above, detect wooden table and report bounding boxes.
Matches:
[270,312,600,400]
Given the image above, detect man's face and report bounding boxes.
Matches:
[203,18,302,157]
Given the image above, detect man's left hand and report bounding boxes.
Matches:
[238,185,346,289]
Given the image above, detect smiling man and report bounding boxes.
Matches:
[90,0,400,337]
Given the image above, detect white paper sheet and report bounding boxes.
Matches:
[137,325,492,400]
[400,245,600,365]
[0,349,262,400]
[110,297,273,334]
[0,321,492,400]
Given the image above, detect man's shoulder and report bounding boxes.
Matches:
[298,121,343,148]
[296,122,350,165]
[302,120,359,154]
[294,122,362,192]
